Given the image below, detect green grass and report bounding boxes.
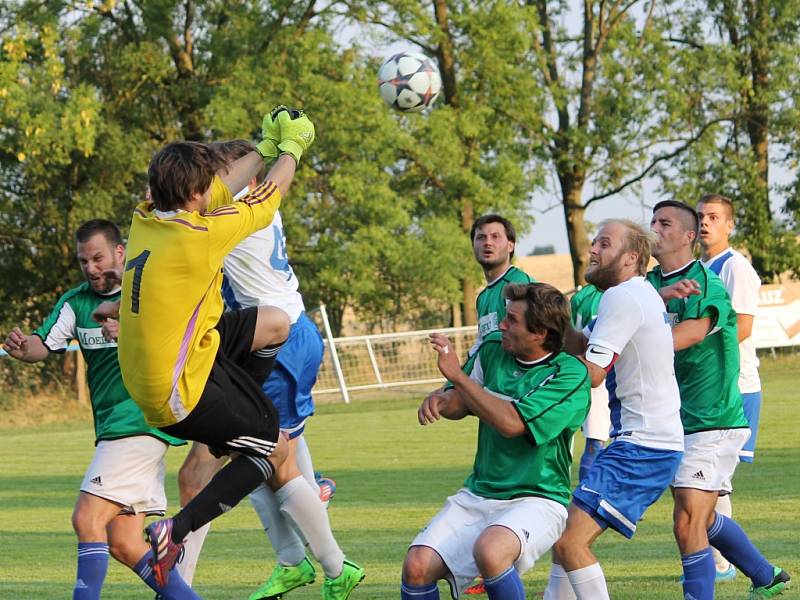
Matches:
[1,356,798,599]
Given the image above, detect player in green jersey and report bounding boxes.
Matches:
[2,220,196,600]
[469,214,534,356]
[401,282,590,600]
[569,284,610,481]
[649,200,789,600]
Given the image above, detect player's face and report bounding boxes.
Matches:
[473,222,514,270]
[585,224,627,290]
[77,234,125,294]
[650,207,692,259]
[499,300,539,356]
[697,202,733,250]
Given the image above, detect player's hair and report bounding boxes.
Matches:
[698,193,735,221]
[209,139,266,181]
[470,214,517,258]
[148,141,216,211]
[598,218,655,276]
[75,219,124,247]
[652,200,699,242]
[504,282,570,352]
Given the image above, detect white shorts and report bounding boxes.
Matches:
[582,386,610,441]
[80,436,169,515]
[672,429,750,493]
[410,489,567,599]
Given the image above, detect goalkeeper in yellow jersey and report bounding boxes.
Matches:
[107,108,321,589]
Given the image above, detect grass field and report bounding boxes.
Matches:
[1,355,798,599]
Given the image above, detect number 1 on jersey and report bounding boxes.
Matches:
[126,250,150,314]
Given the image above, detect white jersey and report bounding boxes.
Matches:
[586,276,684,452]
[701,248,761,393]
[222,210,305,323]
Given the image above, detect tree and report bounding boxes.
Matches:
[346,0,541,322]
[525,0,723,284]
[660,0,800,277]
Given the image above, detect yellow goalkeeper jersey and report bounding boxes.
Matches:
[118,177,281,427]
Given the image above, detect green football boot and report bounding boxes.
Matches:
[321,559,365,600]
[248,556,316,600]
[749,567,790,599]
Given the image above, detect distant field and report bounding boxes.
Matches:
[0,354,797,599]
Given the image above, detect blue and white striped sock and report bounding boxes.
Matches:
[134,550,201,599]
[400,580,440,600]
[73,542,108,600]
[484,566,525,600]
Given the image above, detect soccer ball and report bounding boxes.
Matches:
[377,52,442,113]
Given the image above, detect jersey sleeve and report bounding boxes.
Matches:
[33,293,77,352]
[206,175,234,211]
[514,361,590,446]
[206,179,282,260]
[587,287,643,355]
[684,272,732,331]
[726,258,760,316]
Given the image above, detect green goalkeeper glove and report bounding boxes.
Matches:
[275,108,315,164]
[255,106,284,160]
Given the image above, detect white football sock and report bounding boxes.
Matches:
[275,475,344,578]
[295,435,320,495]
[175,520,211,585]
[543,563,577,600]
[249,482,306,566]
[567,563,609,600]
[712,494,733,572]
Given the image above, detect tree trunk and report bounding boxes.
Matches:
[461,197,477,325]
[562,180,589,287]
[745,0,771,221]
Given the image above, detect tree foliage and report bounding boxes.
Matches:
[1,0,798,352]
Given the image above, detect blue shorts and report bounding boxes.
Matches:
[739,391,762,463]
[261,313,324,437]
[572,441,683,539]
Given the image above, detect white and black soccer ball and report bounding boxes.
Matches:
[377,52,442,113]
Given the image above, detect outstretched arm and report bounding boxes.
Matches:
[3,327,49,362]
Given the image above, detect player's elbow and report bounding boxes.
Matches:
[497,417,526,438]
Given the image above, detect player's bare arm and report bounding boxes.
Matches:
[429,333,524,437]
[578,356,609,388]
[564,325,588,356]
[418,388,469,425]
[219,150,264,195]
[2,327,48,362]
[92,300,121,323]
[736,313,754,343]
[672,316,713,351]
[658,279,701,304]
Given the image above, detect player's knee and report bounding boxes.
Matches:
[402,547,436,586]
[107,537,143,568]
[254,306,289,350]
[71,505,104,541]
[473,536,512,577]
[268,434,289,473]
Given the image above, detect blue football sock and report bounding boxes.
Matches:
[74,542,109,600]
[400,580,439,600]
[134,550,201,599]
[579,438,604,482]
[681,547,715,600]
[707,511,775,587]
[484,566,525,600]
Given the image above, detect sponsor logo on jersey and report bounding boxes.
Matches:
[478,312,499,337]
[77,327,117,350]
